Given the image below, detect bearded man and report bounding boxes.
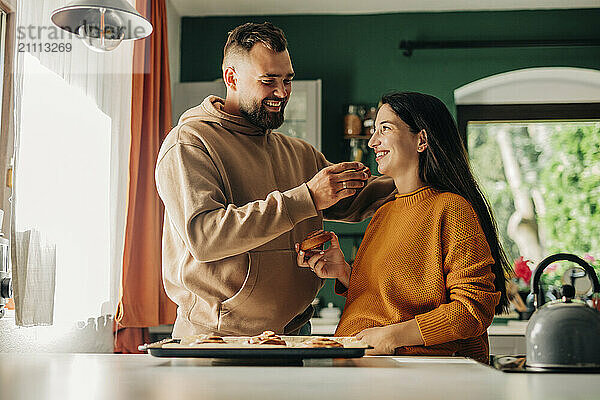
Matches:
[156,22,395,337]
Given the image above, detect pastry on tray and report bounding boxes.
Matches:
[247,330,287,346]
[193,335,226,344]
[302,337,344,348]
[177,334,229,346]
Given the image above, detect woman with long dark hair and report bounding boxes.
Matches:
[296,92,511,363]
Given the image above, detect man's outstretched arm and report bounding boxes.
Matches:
[156,142,369,262]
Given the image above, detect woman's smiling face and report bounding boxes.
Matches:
[368,104,423,179]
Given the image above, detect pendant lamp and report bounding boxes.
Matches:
[51,0,152,52]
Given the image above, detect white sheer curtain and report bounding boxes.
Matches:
[7,0,134,350]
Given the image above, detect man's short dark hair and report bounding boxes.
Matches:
[223,22,287,67]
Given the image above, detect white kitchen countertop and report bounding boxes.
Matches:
[1,353,598,400]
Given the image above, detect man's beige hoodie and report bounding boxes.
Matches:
[156,96,395,337]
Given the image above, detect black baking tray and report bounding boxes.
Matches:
[140,338,367,359]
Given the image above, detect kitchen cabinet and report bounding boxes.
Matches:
[488,320,527,355]
[489,335,527,355]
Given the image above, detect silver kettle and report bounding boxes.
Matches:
[526,253,600,369]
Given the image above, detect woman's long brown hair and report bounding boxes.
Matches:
[382,92,512,314]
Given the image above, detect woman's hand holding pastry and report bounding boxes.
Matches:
[295,232,351,286]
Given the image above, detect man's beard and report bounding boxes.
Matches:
[239,97,286,130]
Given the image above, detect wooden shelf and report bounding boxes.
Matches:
[344,135,372,140]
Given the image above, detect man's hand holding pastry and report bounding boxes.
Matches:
[306,162,370,210]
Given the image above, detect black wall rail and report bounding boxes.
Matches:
[399,39,600,57]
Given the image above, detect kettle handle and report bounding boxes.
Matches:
[530,253,600,308]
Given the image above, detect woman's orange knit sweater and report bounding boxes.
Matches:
[334,187,501,363]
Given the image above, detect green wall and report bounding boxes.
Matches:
[181,9,600,163]
[180,9,600,308]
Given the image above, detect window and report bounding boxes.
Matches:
[456,68,600,293]
[16,53,112,323]
[467,119,600,259]
[461,103,600,291]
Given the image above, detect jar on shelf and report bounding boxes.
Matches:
[349,138,368,163]
[362,106,377,136]
[344,105,363,136]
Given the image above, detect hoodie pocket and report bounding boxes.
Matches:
[217,249,321,335]
[219,251,260,315]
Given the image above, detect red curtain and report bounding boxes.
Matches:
[115,0,177,353]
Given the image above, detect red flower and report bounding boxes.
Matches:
[546,263,558,272]
[514,256,533,284]
[584,254,596,264]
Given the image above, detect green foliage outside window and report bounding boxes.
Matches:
[468,122,600,291]
[468,124,520,262]
[537,124,600,289]
[539,125,600,255]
